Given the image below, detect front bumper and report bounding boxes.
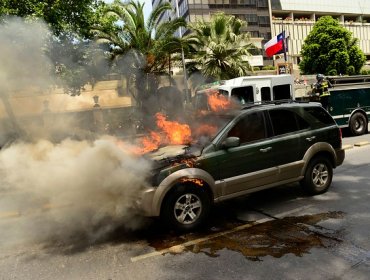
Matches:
[135,187,157,217]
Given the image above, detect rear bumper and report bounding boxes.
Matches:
[335,148,345,167]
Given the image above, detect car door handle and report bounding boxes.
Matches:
[306,136,316,142]
[260,147,272,153]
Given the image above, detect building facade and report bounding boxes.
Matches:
[271,0,370,65]
[152,0,370,67]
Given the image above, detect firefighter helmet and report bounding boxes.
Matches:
[316,74,324,81]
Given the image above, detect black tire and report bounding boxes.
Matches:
[161,184,211,232]
[349,112,367,136]
[301,156,333,195]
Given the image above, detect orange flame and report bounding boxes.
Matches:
[155,113,192,144]
[208,93,232,112]
[172,157,197,168]
[138,131,161,154]
[134,113,192,154]
[194,124,217,138]
[179,178,204,187]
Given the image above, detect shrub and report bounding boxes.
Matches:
[327,69,337,76]
[262,65,275,70]
[347,65,355,75]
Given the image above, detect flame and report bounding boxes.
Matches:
[172,157,197,168]
[208,93,232,112]
[179,178,204,187]
[137,131,161,154]
[134,113,192,154]
[194,124,217,138]
[155,113,191,144]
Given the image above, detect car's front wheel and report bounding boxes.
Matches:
[301,156,333,195]
[161,184,211,232]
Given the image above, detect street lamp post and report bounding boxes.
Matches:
[174,0,190,103]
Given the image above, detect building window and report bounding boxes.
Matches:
[257,0,268,8]
[258,16,270,27]
[260,32,268,39]
[240,0,257,6]
[250,31,259,37]
[245,14,258,26]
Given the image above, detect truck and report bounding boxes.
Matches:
[193,74,370,136]
[193,74,294,111]
[309,75,370,136]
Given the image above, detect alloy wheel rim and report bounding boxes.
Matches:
[174,193,202,225]
[312,163,328,188]
[355,119,364,132]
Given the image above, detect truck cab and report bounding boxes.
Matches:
[193,74,294,111]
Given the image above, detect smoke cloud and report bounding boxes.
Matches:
[0,18,53,93]
[0,137,151,246]
[0,18,153,248]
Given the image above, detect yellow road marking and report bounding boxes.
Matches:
[354,141,370,147]
[41,203,72,210]
[0,211,20,219]
[0,203,73,220]
[343,144,353,150]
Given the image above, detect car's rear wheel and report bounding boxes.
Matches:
[161,184,211,232]
[301,156,333,195]
[349,112,367,136]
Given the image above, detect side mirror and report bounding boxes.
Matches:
[223,137,240,149]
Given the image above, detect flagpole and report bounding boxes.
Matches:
[283,30,287,62]
[267,0,274,66]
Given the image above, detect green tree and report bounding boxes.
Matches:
[299,16,366,75]
[185,12,255,81]
[92,0,186,118]
[0,0,101,37]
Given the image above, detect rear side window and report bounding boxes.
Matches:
[273,84,291,100]
[269,109,309,136]
[261,87,271,101]
[303,107,336,127]
[231,86,254,104]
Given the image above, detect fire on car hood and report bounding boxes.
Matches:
[147,145,190,161]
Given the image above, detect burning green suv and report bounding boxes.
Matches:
[139,102,345,231]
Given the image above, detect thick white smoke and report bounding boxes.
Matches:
[0,137,151,246]
[0,18,153,247]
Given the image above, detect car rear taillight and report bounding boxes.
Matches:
[339,128,343,144]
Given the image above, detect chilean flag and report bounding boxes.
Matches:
[264,32,285,57]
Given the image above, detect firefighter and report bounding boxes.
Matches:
[313,74,331,111]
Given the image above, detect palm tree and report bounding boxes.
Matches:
[186,13,256,81]
[92,0,186,116]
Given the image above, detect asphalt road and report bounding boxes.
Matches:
[0,132,370,280]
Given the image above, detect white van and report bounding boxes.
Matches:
[194,74,294,110]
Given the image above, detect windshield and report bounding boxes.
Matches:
[189,113,234,147]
